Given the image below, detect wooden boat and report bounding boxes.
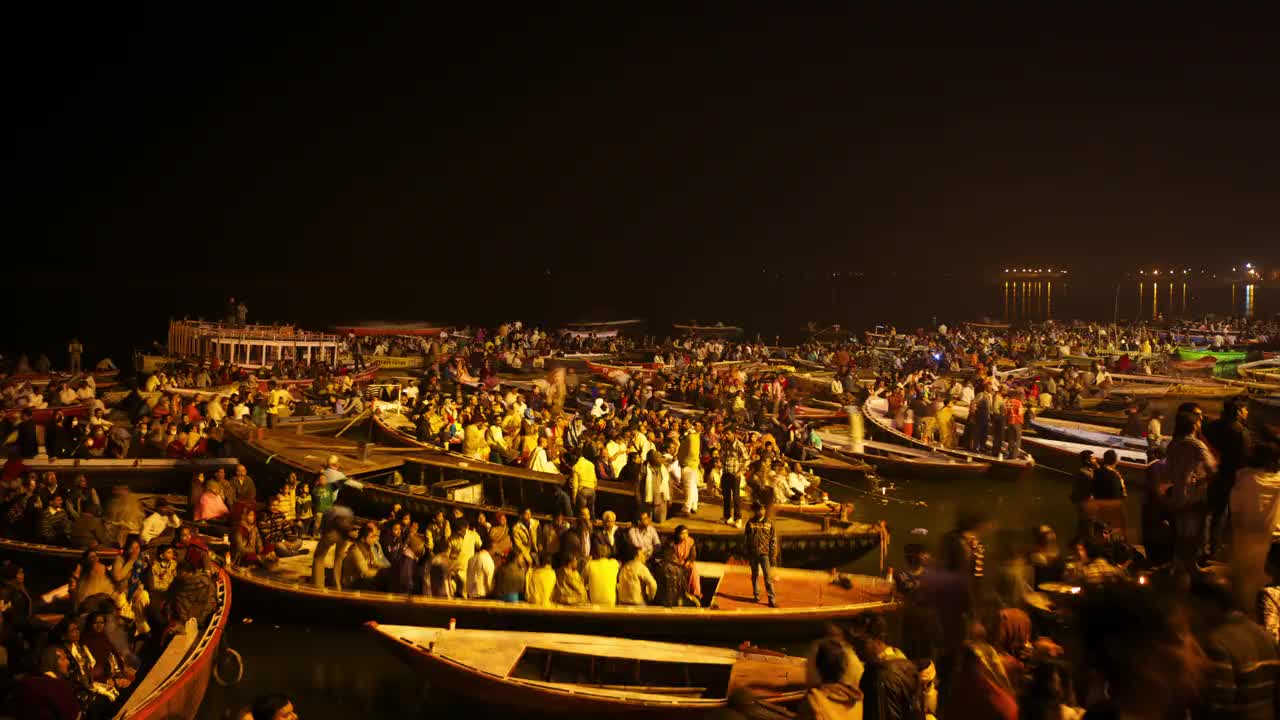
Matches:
[6,368,121,387]
[270,412,355,434]
[1037,407,1128,429]
[861,397,1034,480]
[224,422,886,569]
[585,360,663,384]
[163,383,242,399]
[21,456,239,474]
[367,623,808,716]
[333,322,448,337]
[1238,358,1280,380]
[1168,357,1217,375]
[112,565,231,720]
[228,548,897,640]
[1028,416,1148,452]
[1176,347,1247,363]
[4,403,92,424]
[814,429,992,481]
[1104,381,1242,401]
[0,539,230,720]
[1213,377,1280,393]
[1020,435,1153,486]
[0,536,121,574]
[562,319,646,332]
[255,366,378,394]
[672,323,744,338]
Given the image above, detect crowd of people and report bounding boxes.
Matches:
[6,314,1280,719]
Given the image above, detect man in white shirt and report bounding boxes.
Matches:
[57,384,77,406]
[465,537,496,599]
[140,498,183,545]
[232,399,251,421]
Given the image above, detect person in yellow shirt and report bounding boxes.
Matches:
[525,554,557,606]
[584,544,620,606]
[571,452,598,516]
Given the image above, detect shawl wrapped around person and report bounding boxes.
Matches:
[81,615,132,686]
[488,517,512,561]
[946,641,1018,720]
[232,515,270,566]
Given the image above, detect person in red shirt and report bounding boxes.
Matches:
[1004,391,1025,457]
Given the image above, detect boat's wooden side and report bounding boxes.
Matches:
[365,623,806,716]
[0,539,229,720]
[22,457,240,474]
[1038,407,1128,429]
[822,446,990,481]
[228,557,897,641]
[1176,347,1248,363]
[0,537,122,574]
[270,413,353,434]
[1020,436,1152,486]
[1028,417,1148,451]
[114,566,230,720]
[4,404,92,423]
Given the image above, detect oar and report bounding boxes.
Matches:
[336,407,373,437]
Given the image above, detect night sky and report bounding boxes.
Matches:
[7,8,1279,359]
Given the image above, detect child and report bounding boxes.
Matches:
[296,482,314,537]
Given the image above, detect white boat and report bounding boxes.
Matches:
[1237,358,1280,381]
[1028,416,1148,452]
[367,624,807,717]
[1020,435,1153,485]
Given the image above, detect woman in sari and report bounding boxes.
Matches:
[488,511,512,562]
[670,525,701,599]
[81,612,134,690]
[50,616,120,711]
[231,509,275,568]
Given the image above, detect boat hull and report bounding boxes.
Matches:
[1020,436,1151,487]
[861,401,1034,481]
[368,626,776,717]
[227,565,897,642]
[1176,347,1247,363]
[822,447,990,481]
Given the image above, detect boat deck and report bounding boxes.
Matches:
[710,564,885,610]
[231,425,412,478]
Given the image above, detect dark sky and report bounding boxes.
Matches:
[7,8,1280,355]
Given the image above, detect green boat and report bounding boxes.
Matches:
[1176,347,1247,363]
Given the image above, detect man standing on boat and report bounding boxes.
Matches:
[743,501,778,607]
[570,450,598,517]
[678,421,702,516]
[67,338,83,374]
[721,436,745,527]
[639,450,671,523]
[311,454,364,590]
